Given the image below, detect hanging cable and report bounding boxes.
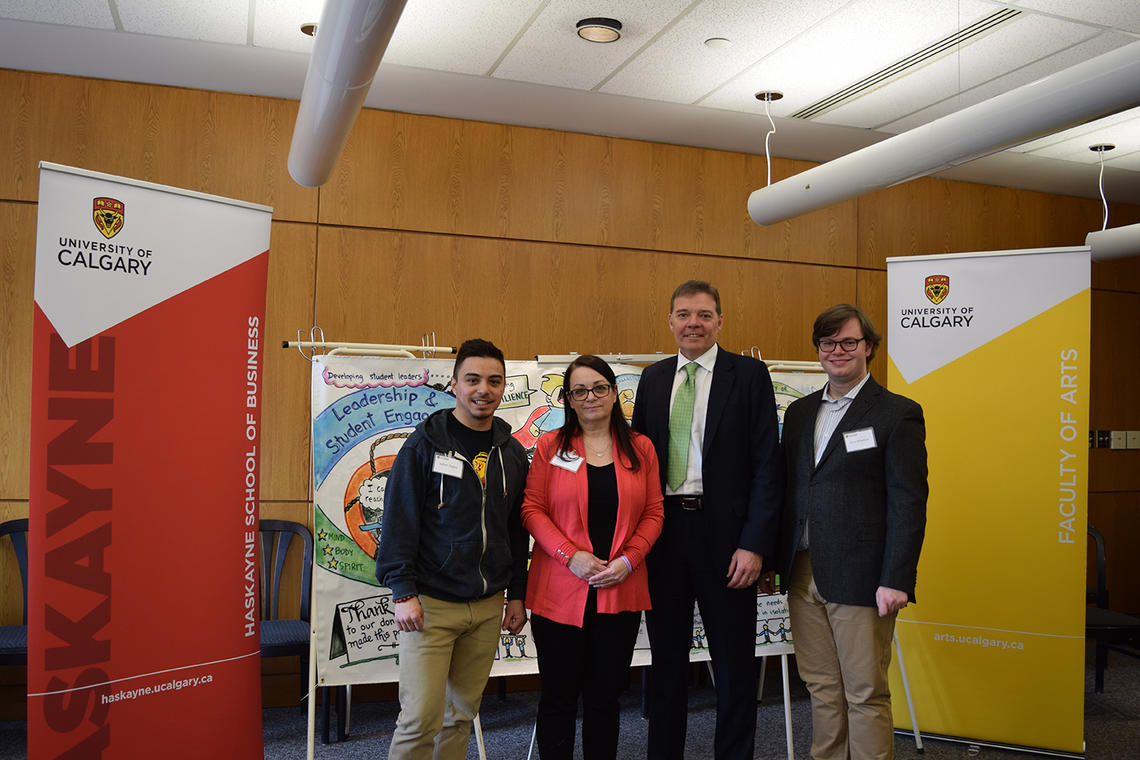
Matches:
[764,100,776,187]
[755,91,783,187]
[1099,156,1108,231]
[1090,143,1115,232]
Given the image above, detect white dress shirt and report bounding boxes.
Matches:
[666,344,718,496]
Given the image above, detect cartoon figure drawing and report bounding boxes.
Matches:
[616,373,639,422]
[759,621,774,644]
[512,372,566,454]
[500,633,529,659]
[343,434,408,559]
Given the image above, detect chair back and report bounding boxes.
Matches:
[1088,525,1108,609]
[259,519,313,623]
[1,519,29,624]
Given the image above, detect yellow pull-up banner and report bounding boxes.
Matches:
[886,247,1089,754]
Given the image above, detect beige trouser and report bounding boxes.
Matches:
[788,551,897,760]
[388,592,504,760]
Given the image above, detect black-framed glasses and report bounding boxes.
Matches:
[816,337,866,353]
[568,383,613,401]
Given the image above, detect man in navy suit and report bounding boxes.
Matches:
[632,280,782,760]
[778,304,928,760]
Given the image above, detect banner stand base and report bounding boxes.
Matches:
[892,730,1084,759]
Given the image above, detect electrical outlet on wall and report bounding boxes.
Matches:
[1127,431,1140,450]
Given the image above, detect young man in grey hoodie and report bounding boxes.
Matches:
[376,338,530,760]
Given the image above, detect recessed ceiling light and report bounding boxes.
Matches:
[704,37,731,49]
[576,18,622,43]
[300,22,317,37]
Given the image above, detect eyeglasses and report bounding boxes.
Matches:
[568,383,612,401]
[816,337,866,353]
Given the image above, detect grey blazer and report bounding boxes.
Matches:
[777,375,928,607]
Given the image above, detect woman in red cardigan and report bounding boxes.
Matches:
[522,354,664,760]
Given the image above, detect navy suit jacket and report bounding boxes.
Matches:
[631,347,782,568]
[777,375,928,607]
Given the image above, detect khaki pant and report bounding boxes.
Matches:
[388,593,504,760]
[788,551,897,760]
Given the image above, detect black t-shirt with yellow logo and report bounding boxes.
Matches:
[446,412,493,485]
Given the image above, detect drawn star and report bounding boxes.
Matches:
[329,558,339,570]
[323,545,334,557]
[317,529,328,541]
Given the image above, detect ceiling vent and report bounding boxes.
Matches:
[790,8,1022,120]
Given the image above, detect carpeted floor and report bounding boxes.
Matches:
[2,644,1137,758]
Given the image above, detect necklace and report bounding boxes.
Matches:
[584,437,611,458]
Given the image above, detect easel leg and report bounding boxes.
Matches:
[893,630,923,752]
[781,654,795,760]
[474,713,487,760]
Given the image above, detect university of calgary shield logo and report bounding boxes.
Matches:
[93,197,125,239]
[924,274,949,305]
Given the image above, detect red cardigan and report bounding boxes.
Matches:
[521,430,664,627]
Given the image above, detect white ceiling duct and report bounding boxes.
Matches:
[748,40,1140,226]
[287,0,408,188]
[1087,222,1140,261]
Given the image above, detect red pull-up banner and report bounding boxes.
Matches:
[28,163,270,759]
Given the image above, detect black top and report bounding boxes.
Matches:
[586,462,618,615]
[586,463,619,560]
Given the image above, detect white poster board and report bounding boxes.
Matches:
[311,356,824,686]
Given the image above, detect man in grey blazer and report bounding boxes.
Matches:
[633,280,782,760]
[778,304,928,760]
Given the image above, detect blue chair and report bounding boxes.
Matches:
[258,519,313,685]
[0,518,29,667]
[258,520,347,742]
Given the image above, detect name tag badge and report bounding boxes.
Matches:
[843,427,877,453]
[551,453,583,473]
[432,453,464,478]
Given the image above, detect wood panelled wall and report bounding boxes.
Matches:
[3,68,1140,714]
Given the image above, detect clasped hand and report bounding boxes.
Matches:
[569,550,630,588]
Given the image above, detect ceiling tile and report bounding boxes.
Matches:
[1014,109,1140,162]
[383,0,547,75]
[117,0,248,44]
[0,0,114,28]
[880,32,1131,133]
[701,0,996,118]
[1005,0,1140,34]
[1105,150,1140,172]
[1011,105,1140,153]
[816,13,1101,129]
[600,0,846,104]
[492,0,693,90]
[252,0,325,53]
[1042,143,1139,166]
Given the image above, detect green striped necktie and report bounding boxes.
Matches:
[667,362,698,490]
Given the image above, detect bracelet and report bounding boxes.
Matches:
[393,594,418,604]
